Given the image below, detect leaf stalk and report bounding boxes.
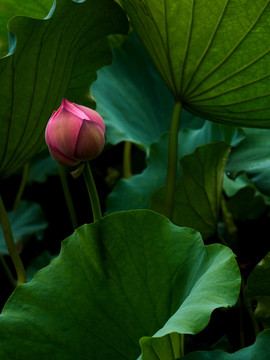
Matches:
[83,161,102,222]
[164,101,182,220]
[0,194,26,285]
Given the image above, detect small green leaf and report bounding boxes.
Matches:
[182,330,270,360]
[252,297,270,330]
[246,252,270,298]
[0,200,47,255]
[246,254,270,329]
[151,142,231,239]
[120,0,270,128]
[226,128,270,195]
[27,149,58,183]
[223,174,270,221]
[140,334,183,360]
[0,210,240,359]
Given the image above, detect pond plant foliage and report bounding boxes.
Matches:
[0,0,270,359]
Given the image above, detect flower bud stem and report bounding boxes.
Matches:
[0,194,26,285]
[123,141,132,179]
[0,251,16,289]
[58,164,78,230]
[169,332,184,358]
[13,162,30,211]
[164,101,182,220]
[83,162,102,222]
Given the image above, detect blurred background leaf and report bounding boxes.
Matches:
[226,128,270,195]
[182,329,270,360]
[106,122,243,214]
[0,200,47,255]
[92,31,175,153]
[223,173,270,221]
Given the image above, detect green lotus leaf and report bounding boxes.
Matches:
[226,128,270,195]
[0,200,47,255]
[181,330,270,360]
[27,149,58,183]
[92,31,174,152]
[0,0,128,179]
[106,124,242,214]
[246,252,270,298]
[151,142,231,239]
[223,173,270,221]
[0,0,53,57]
[245,254,270,330]
[0,210,240,359]
[26,250,56,282]
[120,0,270,128]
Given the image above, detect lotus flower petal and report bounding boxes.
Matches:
[45,99,105,166]
[74,120,105,160]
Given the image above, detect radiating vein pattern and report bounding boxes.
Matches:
[121,0,270,128]
[0,0,128,178]
[183,0,270,126]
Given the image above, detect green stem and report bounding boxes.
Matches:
[58,164,78,230]
[83,162,102,222]
[123,141,132,179]
[164,101,182,220]
[240,275,260,345]
[169,332,184,358]
[180,334,185,358]
[0,194,26,285]
[0,251,16,289]
[13,162,30,211]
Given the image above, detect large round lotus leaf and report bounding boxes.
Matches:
[0,210,240,359]
[120,0,270,128]
[0,0,128,179]
[92,31,175,151]
[0,0,53,57]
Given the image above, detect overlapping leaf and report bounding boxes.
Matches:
[92,32,174,151]
[223,174,270,221]
[182,330,270,360]
[120,0,270,128]
[0,201,47,255]
[226,128,270,195]
[151,142,231,239]
[0,0,128,179]
[0,0,53,57]
[106,123,243,214]
[246,252,270,298]
[245,253,270,329]
[0,210,240,359]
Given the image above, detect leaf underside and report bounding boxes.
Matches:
[0,0,128,179]
[120,0,270,128]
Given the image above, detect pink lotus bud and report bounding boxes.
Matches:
[45,99,105,166]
